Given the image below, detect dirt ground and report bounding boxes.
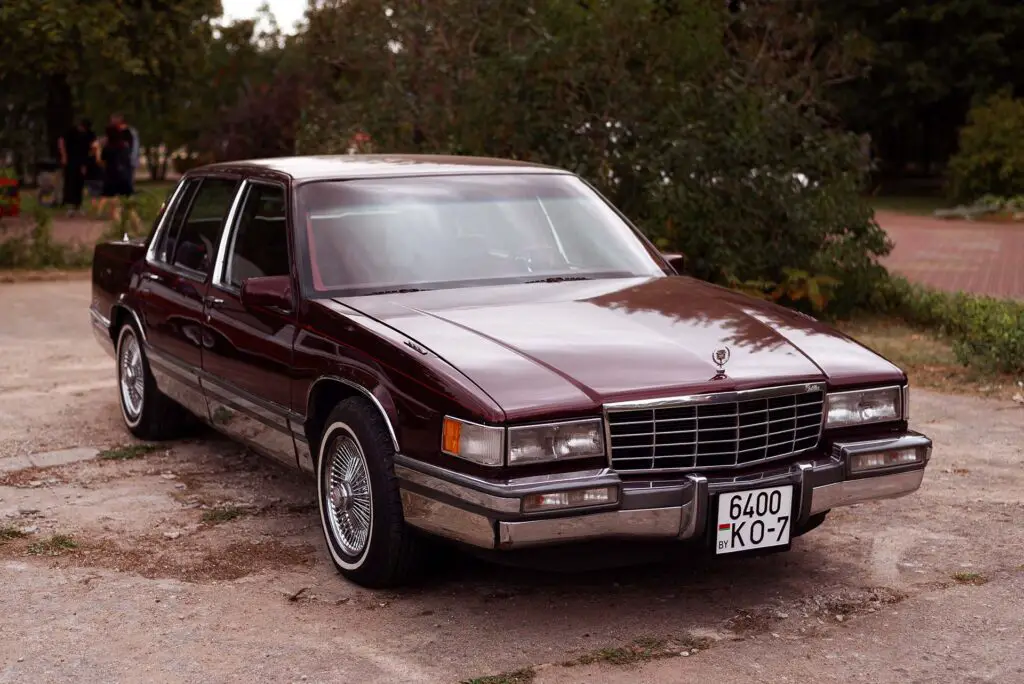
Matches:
[1,280,1022,684]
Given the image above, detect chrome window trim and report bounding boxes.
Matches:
[145,174,244,280]
[211,178,291,295]
[144,178,189,264]
[210,179,251,290]
[602,382,826,475]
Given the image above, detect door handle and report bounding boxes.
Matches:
[205,296,225,308]
[141,272,161,282]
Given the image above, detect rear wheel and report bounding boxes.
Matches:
[115,323,193,440]
[316,398,423,588]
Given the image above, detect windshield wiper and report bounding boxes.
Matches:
[524,275,593,284]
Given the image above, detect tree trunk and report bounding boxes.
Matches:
[45,74,74,160]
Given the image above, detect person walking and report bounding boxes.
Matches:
[57,118,96,216]
[96,115,139,230]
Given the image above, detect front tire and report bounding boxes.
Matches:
[115,323,192,440]
[316,398,423,588]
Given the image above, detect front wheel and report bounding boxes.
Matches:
[316,398,423,588]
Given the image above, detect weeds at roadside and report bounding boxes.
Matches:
[0,526,28,542]
[202,505,249,524]
[952,571,988,586]
[98,443,162,461]
[564,635,710,667]
[27,534,77,556]
[462,668,536,684]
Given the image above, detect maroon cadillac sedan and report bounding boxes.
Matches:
[89,155,931,587]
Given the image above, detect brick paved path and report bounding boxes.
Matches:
[876,210,1024,300]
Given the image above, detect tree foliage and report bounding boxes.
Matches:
[947,93,1024,202]
[297,0,888,312]
[824,0,1024,177]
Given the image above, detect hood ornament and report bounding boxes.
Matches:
[712,347,731,379]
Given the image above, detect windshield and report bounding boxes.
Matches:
[295,173,666,296]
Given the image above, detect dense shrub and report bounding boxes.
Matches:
[299,0,888,313]
[947,93,1024,203]
[871,275,1024,375]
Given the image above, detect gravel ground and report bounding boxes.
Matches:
[1,280,1022,684]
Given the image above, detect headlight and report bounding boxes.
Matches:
[508,419,605,465]
[825,387,903,428]
[441,416,504,467]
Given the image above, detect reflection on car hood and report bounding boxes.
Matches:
[335,277,904,420]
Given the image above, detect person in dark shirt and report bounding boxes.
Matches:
[97,115,140,230]
[58,118,96,215]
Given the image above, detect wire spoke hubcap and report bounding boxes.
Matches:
[324,432,372,557]
[119,333,144,419]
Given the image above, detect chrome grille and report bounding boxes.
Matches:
[605,384,825,473]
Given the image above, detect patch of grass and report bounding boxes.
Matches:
[0,525,28,542]
[202,505,248,524]
[952,571,988,586]
[99,443,162,461]
[838,317,1020,400]
[868,194,951,216]
[462,668,536,684]
[27,534,77,556]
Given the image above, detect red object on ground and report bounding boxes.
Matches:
[0,177,19,218]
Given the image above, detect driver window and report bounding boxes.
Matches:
[169,177,240,275]
[225,183,289,289]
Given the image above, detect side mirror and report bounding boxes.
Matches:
[661,252,686,274]
[240,275,294,312]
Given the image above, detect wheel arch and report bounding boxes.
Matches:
[109,303,147,344]
[305,376,400,455]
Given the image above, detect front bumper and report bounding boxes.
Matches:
[395,432,932,550]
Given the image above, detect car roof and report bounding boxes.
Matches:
[199,154,567,182]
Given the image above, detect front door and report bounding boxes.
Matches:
[200,180,300,469]
[136,175,241,417]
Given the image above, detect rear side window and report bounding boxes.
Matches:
[224,183,289,289]
[167,177,240,276]
[153,179,200,263]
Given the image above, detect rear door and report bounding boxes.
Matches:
[200,179,300,469]
[136,174,242,417]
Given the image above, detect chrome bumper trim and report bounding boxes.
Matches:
[808,469,925,516]
[395,433,930,550]
[499,507,684,547]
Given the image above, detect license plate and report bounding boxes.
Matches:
[715,485,793,554]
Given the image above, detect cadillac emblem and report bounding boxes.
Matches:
[712,347,731,378]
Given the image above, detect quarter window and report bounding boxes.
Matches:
[166,177,240,275]
[224,183,289,289]
[153,179,200,263]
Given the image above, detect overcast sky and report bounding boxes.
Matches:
[221,0,306,34]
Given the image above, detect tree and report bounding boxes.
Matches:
[0,0,223,177]
[824,0,1024,177]
[297,0,889,313]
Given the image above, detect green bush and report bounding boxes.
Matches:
[299,0,887,312]
[871,275,1024,375]
[947,93,1024,203]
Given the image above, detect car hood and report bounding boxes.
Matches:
[335,277,904,420]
